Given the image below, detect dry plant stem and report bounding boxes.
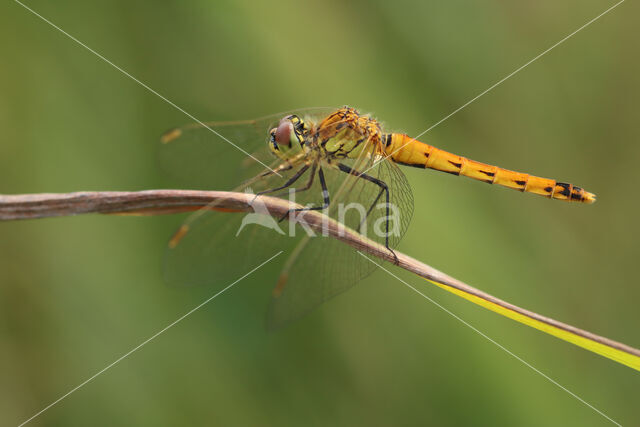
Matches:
[1,190,639,361]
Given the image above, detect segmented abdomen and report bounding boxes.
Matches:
[385,133,596,203]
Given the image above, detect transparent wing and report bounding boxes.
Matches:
[266,139,414,328]
[163,206,305,288]
[159,108,333,190]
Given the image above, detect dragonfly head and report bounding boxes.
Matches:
[268,114,307,159]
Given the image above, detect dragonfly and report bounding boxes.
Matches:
[160,106,595,329]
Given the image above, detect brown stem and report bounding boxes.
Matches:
[0,190,251,220]
[1,190,639,366]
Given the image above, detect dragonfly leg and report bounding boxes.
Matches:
[337,163,398,264]
[242,162,294,195]
[278,166,330,222]
[254,163,310,200]
[291,161,319,194]
[253,161,320,208]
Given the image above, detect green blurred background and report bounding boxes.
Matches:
[1,1,638,425]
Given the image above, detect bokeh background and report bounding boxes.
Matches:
[1,1,638,425]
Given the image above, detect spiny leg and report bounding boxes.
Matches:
[293,161,318,193]
[253,161,319,206]
[254,163,310,199]
[337,163,397,264]
[279,166,330,222]
[259,162,293,178]
[247,150,312,187]
[242,162,294,193]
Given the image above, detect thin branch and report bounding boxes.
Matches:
[1,190,639,369]
[0,190,248,219]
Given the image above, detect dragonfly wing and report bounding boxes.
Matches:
[266,139,414,328]
[159,117,278,190]
[159,108,334,190]
[164,207,302,289]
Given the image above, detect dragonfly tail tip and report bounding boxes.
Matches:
[584,191,597,204]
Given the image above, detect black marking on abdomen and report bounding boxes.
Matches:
[556,182,572,197]
[571,186,584,201]
[544,186,553,193]
[480,170,495,177]
[515,180,526,186]
[447,160,462,175]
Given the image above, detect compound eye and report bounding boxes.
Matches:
[275,119,293,147]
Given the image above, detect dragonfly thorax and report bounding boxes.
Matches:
[316,107,384,160]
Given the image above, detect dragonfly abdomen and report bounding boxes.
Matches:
[385,133,596,203]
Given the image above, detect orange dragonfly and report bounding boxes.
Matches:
[160,106,595,328]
